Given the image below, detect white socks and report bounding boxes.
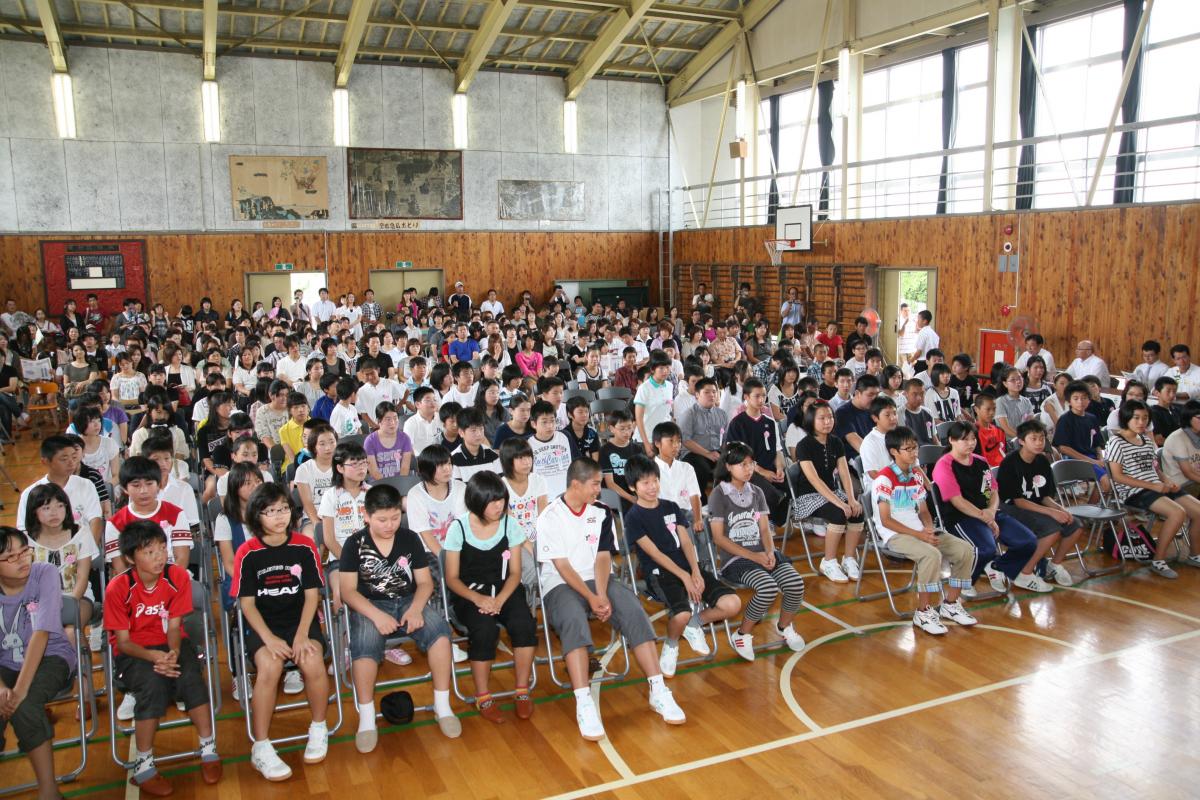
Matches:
[433,689,453,718]
[574,687,591,703]
[647,674,665,692]
[357,702,376,732]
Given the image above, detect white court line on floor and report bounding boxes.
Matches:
[123,736,136,800]
[544,626,1200,800]
[1054,583,1200,625]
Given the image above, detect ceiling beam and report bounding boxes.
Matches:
[455,0,521,93]
[521,0,737,24]
[334,0,374,87]
[33,0,68,71]
[667,0,783,103]
[201,0,216,79]
[565,0,654,99]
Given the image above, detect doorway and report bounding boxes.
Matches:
[245,271,328,318]
[368,269,444,316]
[877,269,937,363]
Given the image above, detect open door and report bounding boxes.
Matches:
[877,269,937,363]
[245,272,329,317]
[368,269,444,315]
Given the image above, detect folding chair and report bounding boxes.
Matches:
[565,380,582,391]
[232,578,346,747]
[536,491,633,689]
[24,380,62,435]
[105,579,222,771]
[1102,457,1190,563]
[853,489,920,619]
[590,398,629,440]
[338,433,365,449]
[376,473,422,496]
[596,387,633,404]
[0,598,94,797]
[698,517,792,656]
[780,462,819,570]
[268,444,286,481]
[1051,459,1128,577]
[935,420,955,444]
[563,388,596,405]
[918,444,945,473]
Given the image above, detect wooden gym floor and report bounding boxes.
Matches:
[1,436,1198,799]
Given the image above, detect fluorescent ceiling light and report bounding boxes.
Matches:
[51,73,76,139]
[201,80,221,143]
[333,88,350,147]
[564,100,578,154]
[452,92,468,149]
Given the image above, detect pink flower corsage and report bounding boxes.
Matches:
[289,564,303,577]
[25,600,39,614]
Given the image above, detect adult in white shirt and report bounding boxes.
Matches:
[1132,340,1169,388]
[895,303,917,362]
[479,289,505,319]
[343,293,364,339]
[907,310,939,368]
[311,288,337,324]
[1014,333,1056,376]
[1167,344,1200,402]
[1065,340,1110,387]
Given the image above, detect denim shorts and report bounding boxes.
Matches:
[348,594,451,663]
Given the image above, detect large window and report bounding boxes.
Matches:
[948,42,989,212]
[1033,5,1125,208]
[1136,0,1200,201]
[859,53,944,217]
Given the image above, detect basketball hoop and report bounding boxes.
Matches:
[765,239,797,267]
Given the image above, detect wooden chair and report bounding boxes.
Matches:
[25,380,62,436]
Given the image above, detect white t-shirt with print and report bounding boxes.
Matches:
[405,481,467,544]
[293,460,333,518]
[502,474,548,544]
[16,476,102,532]
[317,485,370,552]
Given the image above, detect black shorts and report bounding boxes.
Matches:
[242,618,327,660]
[648,568,734,617]
[1126,488,1184,511]
[114,640,209,721]
[1000,502,1083,539]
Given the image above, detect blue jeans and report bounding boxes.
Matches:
[348,594,450,663]
[950,512,1038,581]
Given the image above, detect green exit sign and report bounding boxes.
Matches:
[274,262,294,271]
[395,260,413,269]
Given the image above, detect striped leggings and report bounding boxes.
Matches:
[721,552,806,623]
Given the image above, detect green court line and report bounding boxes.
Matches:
[35,570,1156,797]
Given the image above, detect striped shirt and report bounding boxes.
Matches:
[1103,433,1160,501]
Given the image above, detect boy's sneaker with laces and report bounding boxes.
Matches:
[939,600,978,626]
[649,686,686,725]
[233,678,253,703]
[912,607,948,636]
[251,740,292,782]
[384,647,413,666]
[730,632,756,661]
[841,556,861,581]
[1183,554,1200,569]
[282,670,304,695]
[1150,560,1178,579]
[984,561,1009,593]
[1045,561,1074,586]
[452,644,469,663]
[576,696,605,741]
[1013,572,1053,593]
[776,623,805,652]
[304,722,328,764]
[681,624,710,655]
[658,642,679,678]
[819,557,849,583]
[117,693,137,721]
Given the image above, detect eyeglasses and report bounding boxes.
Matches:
[261,506,292,517]
[342,459,369,469]
[898,445,919,453]
[0,546,32,565]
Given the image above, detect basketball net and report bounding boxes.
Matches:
[764,239,795,267]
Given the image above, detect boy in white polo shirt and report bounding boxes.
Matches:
[859,396,899,479]
[651,422,702,532]
[537,459,685,742]
[870,426,976,636]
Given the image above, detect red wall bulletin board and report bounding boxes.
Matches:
[40,240,149,318]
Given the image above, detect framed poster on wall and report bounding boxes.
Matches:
[347,148,464,220]
[40,240,149,319]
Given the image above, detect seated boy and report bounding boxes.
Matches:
[105,456,193,575]
[623,455,740,677]
[0,526,78,800]
[450,407,500,482]
[997,419,1085,587]
[104,520,221,794]
[900,378,939,446]
[537,459,685,741]
[871,427,978,636]
[1052,381,1111,492]
[973,393,1006,468]
[338,485,460,753]
[859,395,898,479]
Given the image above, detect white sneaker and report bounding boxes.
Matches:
[88,626,103,653]
[649,686,686,725]
[576,696,605,741]
[1045,562,1074,586]
[117,693,136,721]
[251,741,292,781]
[1149,560,1179,579]
[681,624,710,655]
[176,701,186,712]
[658,642,679,678]
[303,723,328,764]
[776,623,805,652]
[233,679,253,703]
[282,670,304,695]
[841,556,861,581]
[384,647,413,666]
[819,557,849,583]
[938,600,978,626]
[730,631,755,661]
[452,643,469,664]
[912,607,948,636]
[984,561,1008,593]
[960,584,978,599]
[1013,572,1053,593]
[811,522,827,537]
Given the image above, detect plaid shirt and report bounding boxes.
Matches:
[752,358,777,388]
[361,301,383,323]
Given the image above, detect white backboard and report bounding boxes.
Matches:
[774,205,813,251]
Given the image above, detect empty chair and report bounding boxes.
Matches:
[597,387,633,403]
[563,388,596,405]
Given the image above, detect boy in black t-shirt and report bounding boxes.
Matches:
[338,485,460,751]
[996,419,1084,587]
[623,456,739,677]
[723,378,789,527]
[599,408,640,509]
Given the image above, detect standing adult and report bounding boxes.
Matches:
[448,282,472,323]
[312,288,337,325]
[895,303,917,364]
[290,289,312,326]
[779,288,804,335]
[480,289,505,319]
[907,311,940,374]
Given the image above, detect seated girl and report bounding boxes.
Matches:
[792,401,864,584]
